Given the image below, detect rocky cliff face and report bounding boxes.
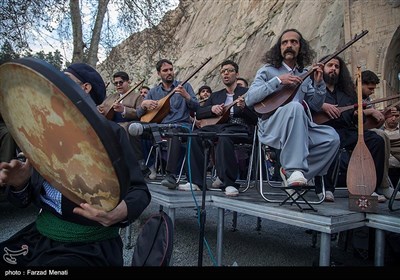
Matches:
[98,0,399,97]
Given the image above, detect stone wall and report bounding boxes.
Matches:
[98,0,400,101]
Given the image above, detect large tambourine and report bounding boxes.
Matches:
[0,58,128,211]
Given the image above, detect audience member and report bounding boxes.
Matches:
[236,77,249,88]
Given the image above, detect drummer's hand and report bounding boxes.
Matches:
[141,100,158,111]
[0,158,32,190]
[112,103,124,113]
[73,200,128,227]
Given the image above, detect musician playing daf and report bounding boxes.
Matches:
[178,60,257,197]
[136,59,199,190]
[245,29,340,190]
[0,63,150,266]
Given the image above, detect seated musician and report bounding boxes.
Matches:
[97,71,150,176]
[0,62,151,266]
[359,70,400,200]
[244,29,340,198]
[136,59,199,190]
[178,60,258,197]
[316,56,387,202]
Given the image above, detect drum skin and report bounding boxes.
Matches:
[0,58,128,211]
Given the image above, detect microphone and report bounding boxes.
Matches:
[128,122,182,136]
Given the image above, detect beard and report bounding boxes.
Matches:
[323,72,338,85]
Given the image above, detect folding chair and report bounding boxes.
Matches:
[255,141,325,211]
[249,101,326,211]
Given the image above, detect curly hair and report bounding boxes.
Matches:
[320,55,355,97]
[262,29,316,71]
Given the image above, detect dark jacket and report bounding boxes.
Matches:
[8,120,151,227]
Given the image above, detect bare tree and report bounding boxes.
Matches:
[0,0,175,66]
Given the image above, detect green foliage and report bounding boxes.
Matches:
[0,41,63,70]
[0,41,20,65]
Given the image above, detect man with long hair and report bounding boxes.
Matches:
[245,29,339,194]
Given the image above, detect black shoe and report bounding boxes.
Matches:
[141,167,151,177]
[161,174,177,190]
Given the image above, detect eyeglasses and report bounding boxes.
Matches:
[220,68,236,74]
[113,80,125,86]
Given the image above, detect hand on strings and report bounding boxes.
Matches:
[73,200,128,227]
[312,63,324,83]
[175,84,190,100]
[236,96,246,109]
[279,73,302,86]
[0,156,32,190]
[141,99,158,111]
[321,103,340,119]
[365,108,385,126]
[211,103,225,116]
[112,102,124,113]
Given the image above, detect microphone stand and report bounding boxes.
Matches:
[163,130,248,267]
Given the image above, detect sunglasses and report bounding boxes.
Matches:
[113,80,125,86]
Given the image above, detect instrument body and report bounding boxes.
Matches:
[347,67,376,195]
[197,93,248,128]
[0,58,128,211]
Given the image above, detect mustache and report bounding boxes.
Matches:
[283,48,295,55]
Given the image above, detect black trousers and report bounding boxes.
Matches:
[187,123,252,189]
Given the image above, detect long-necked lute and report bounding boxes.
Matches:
[197,93,247,128]
[104,79,145,120]
[312,94,400,126]
[347,66,376,195]
[140,57,212,123]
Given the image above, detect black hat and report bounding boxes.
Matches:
[65,63,106,105]
[198,85,212,94]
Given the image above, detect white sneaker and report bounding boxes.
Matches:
[225,186,239,197]
[178,182,200,191]
[325,191,335,202]
[212,177,223,188]
[378,187,400,200]
[371,192,387,203]
[280,168,307,188]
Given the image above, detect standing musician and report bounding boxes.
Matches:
[316,56,386,202]
[136,59,199,190]
[0,63,151,266]
[178,60,257,197]
[245,29,340,191]
[97,71,149,176]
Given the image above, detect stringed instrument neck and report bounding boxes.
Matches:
[104,79,145,120]
[356,67,364,140]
